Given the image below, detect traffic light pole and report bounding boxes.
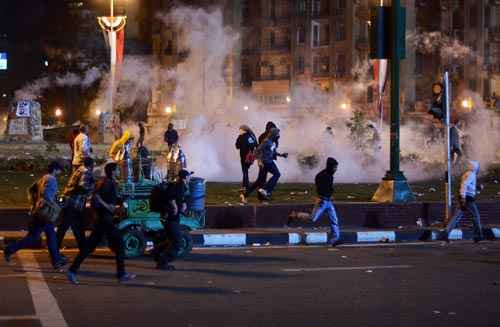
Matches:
[372,0,415,203]
[444,72,452,223]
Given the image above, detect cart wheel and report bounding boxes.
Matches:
[122,227,146,258]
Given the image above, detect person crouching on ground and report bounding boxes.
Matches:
[155,169,192,270]
[235,125,257,193]
[442,160,484,243]
[289,157,343,247]
[67,162,136,284]
[4,161,68,269]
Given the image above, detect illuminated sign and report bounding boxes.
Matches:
[0,53,6,70]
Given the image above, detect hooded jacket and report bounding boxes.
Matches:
[235,127,257,160]
[255,128,279,163]
[315,159,338,199]
[459,160,480,199]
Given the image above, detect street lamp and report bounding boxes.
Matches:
[55,108,62,117]
[165,106,172,114]
[95,109,102,117]
[243,105,249,111]
[340,102,348,110]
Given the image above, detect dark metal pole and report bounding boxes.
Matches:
[387,0,403,181]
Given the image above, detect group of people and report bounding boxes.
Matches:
[4,120,193,283]
[236,121,288,204]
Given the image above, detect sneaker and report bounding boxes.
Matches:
[53,256,69,270]
[118,272,136,283]
[239,193,248,205]
[67,271,79,285]
[331,240,344,247]
[257,188,269,198]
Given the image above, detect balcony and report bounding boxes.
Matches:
[255,73,291,81]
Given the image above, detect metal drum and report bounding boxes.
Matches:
[188,177,205,211]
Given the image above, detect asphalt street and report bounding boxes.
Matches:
[1,242,500,327]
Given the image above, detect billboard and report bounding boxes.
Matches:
[0,52,6,70]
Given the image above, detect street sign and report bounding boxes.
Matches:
[16,101,32,117]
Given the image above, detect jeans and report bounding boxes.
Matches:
[156,220,184,265]
[5,221,62,266]
[240,159,251,190]
[446,199,483,239]
[69,212,126,278]
[56,206,87,251]
[262,161,281,195]
[245,165,268,197]
[311,199,341,242]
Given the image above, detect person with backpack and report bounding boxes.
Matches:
[154,169,192,271]
[442,160,484,243]
[67,162,135,284]
[56,157,95,252]
[4,161,68,269]
[235,125,257,193]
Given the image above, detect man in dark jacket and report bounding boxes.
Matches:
[67,162,135,284]
[235,125,257,192]
[311,157,342,246]
[155,169,191,270]
[164,123,179,149]
[242,123,286,203]
[253,127,282,200]
[56,157,95,252]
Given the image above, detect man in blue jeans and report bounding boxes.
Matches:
[443,160,484,243]
[4,161,67,269]
[311,157,342,246]
[254,127,286,200]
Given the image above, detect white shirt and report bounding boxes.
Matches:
[72,133,91,166]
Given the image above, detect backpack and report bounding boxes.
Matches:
[149,182,171,213]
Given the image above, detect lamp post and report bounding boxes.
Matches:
[371,0,415,203]
[98,0,126,140]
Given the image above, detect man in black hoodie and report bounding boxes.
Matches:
[235,125,257,192]
[312,157,342,246]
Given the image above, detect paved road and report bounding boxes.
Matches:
[1,242,500,327]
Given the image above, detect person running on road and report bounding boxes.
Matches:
[312,157,342,246]
[235,125,257,192]
[4,161,68,269]
[288,158,342,246]
[67,162,135,284]
[56,157,95,252]
[442,160,484,243]
[154,169,192,270]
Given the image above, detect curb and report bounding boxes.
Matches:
[188,228,499,247]
[1,228,498,250]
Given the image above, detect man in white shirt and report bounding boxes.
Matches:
[72,124,91,171]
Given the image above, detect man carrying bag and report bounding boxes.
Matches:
[4,161,68,269]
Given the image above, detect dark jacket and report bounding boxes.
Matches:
[164,129,179,146]
[163,181,189,223]
[63,167,95,210]
[255,138,277,163]
[93,177,121,218]
[315,168,335,199]
[235,132,257,160]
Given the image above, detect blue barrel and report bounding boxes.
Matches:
[189,177,205,211]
